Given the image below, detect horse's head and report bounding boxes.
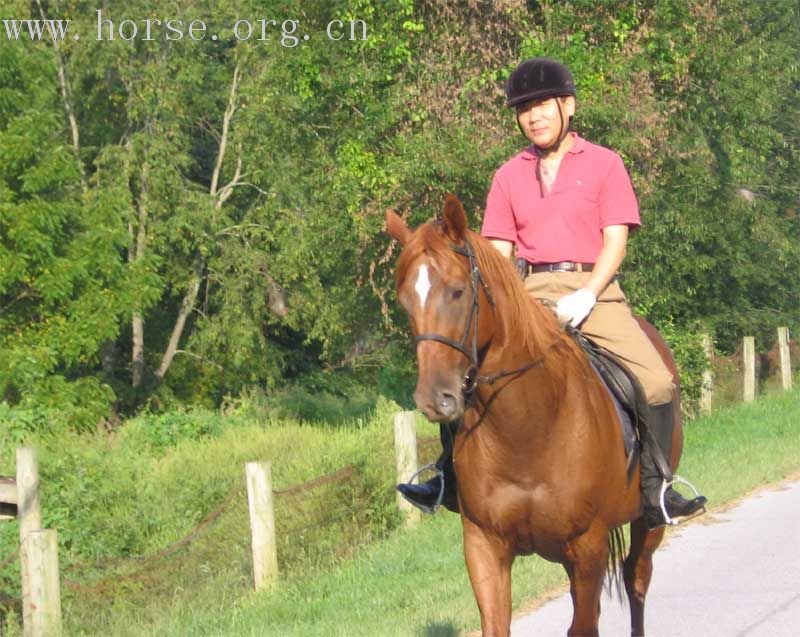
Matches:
[386,195,497,423]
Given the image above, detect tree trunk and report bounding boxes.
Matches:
[131,162,149,388]
[154,256,204,382]
[152,64,241,385]
[35,0,87,194]
[132,313,145,388]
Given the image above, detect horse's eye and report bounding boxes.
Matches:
[452,289,464,300]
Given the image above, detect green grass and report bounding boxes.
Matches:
[1,389,798,636]
[118,388,800,636]
[0,398,443,636]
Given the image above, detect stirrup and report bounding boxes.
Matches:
[659,475,707,526]
[402,463,445,515]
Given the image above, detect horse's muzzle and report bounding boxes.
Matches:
[413,386,464,423]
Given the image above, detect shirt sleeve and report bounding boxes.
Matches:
[598,154,641,230]
[481,172,518,242]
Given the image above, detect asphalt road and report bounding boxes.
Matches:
[511,479,800,637]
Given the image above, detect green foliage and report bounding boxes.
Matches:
[656,320,709,414]
[375,343,418,410]
[0,0,798,421]
[259,381,377,424]
[0,401,51,444]
[0,397,414,634]
[0,374,113,438]
[2,3,798,633]
[135,410,225,450]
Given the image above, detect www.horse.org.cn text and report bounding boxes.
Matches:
[2,11,368,45]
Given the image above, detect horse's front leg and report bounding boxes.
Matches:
[462,518,514,637]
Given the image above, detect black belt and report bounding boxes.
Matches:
[527,261,595,274]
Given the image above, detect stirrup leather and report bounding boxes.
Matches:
[401,463,445,515]
[659,475,707,525]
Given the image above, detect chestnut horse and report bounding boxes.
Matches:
[386,195,685,637]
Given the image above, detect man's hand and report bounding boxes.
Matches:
[556,288,596,327]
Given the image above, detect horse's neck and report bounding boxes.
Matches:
[473,334,569,443]
[467,266,581,429]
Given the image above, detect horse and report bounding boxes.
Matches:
[386,194,685,637]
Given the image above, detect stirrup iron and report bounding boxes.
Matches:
[659,475,707,526]
[402,463,445,515]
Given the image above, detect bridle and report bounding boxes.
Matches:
[414,239,495,397]
[413,238,556,403]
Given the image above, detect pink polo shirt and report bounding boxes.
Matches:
[481,133,640,263]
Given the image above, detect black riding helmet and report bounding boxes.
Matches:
[505,57,576,107]
[505,57,576,153]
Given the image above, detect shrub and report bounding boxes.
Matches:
[657,321,710,417]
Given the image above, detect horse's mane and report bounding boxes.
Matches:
[396,221,566,361]
[468,230,565,358]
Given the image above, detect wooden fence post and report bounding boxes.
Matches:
[245,461,278,591]
[699,334,714,414]
[22,529,62,637]
[778,327,792,391]
[17,447,42,634]
[743,336,756,402]
[393,411,420,527]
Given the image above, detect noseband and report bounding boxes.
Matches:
[414,239,495,396]
[413,238,560,401]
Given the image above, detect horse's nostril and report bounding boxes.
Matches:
[414,388,461,422]
[438,392,457,417]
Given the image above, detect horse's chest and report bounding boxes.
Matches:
[462,481,584,558]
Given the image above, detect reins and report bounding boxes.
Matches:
[474,339,563,387]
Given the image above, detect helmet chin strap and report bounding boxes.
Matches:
[515,99,574,155]
[534,102,571,157]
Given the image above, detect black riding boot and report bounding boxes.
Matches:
[396,421,459,513]
[641,402,707,529]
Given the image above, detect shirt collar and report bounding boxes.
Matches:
[520,132,585,160]
[567,132,586,154]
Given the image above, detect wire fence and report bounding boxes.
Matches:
[706,332,798,408]
[0,431,446,625]
[0,548,17,573]
[61,481,244,594]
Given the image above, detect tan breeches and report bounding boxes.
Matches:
[524,272,675,406]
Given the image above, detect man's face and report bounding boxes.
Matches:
[515,96,575,148]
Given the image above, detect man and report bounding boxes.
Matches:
[397,57,706,529]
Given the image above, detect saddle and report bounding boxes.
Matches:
[567,326,648,471]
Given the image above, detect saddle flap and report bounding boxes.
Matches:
[568,327,650,459]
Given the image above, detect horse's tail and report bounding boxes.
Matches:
[606,526,627,602]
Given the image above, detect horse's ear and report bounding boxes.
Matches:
[442,194,468,242]
[385,209,411,245]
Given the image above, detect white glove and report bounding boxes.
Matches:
[556,288,596,327]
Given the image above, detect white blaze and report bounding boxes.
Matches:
[414,264,432,308]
